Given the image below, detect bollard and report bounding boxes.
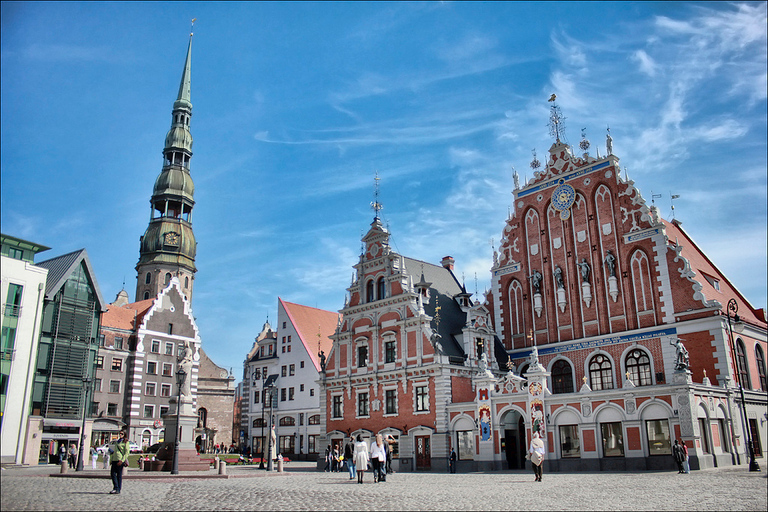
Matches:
[60,460,68,474]
[218,460,226,475]
[277,459,283,473]
[213,457,219,470]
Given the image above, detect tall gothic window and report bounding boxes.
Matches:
[551,359,574,394]
[755,345,767,391]
[377,277,386,301]
[589,354,614,391]
[625,349,653,386]
[366,280,375,303]
[735,339,751,389]
[145,272,151,285]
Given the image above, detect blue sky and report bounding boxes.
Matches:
[2,2,766,380]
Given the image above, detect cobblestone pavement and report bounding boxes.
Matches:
[2,463,766,511]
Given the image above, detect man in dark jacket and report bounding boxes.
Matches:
[672,439,685,474]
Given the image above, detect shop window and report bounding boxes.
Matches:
[560,425,581,458]
[457,431,474,460]
[279,435,295,454]
[645,419,671,455]
[600,422,624,457]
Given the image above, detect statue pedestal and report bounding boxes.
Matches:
[156,398,209,472]
[672,369,693,385]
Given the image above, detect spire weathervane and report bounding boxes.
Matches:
[548,94,566,143]
[190,18,196,36]
[371,171,383,219]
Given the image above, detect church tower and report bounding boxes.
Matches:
[135,34,197,302]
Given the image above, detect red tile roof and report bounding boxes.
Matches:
[102,298,156,331]
[280,298,339,371]
[664,219,766,325]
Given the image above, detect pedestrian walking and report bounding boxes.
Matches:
[386,435,396,474]
[529,432,545,482]
[323,446,331,472]
[354,435,369,484]
[109,430,129,494]
[449,447,457,473]
[59,444,67,465]
[103,445,110,469]
[90,445,98,469]
[672,439,685,474]
[344,440,356,480]
[682,441,690,473]
[68,443,77,469]
[370,434,387,483]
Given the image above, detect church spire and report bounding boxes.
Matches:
[135,34,198,303]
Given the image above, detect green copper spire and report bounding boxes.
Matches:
[136,34,198,303]
[174,35,192,111]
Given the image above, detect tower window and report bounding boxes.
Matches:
[144,291,150,300]
[185,276,189,288]
[168,323,173,335]
[145,272,151,285]
[165,273,171,285]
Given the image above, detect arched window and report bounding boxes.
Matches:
[308,414,321,425]
[735,339,751,389]
[366,280,375,303]
[625,349,652,386]
[589,354,614,391]
[198,408,207,429]
[165,272,172,285]
[756,345,767,391]
[185,276,189,288]
[252,418,265,428]
[143,291,150,300]
[377,277,386,301]
[551,359,574,394]
[279,416,296,427]
[145,272,152,285]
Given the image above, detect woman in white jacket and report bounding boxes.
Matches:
[370,434,387,483]
[353,435,369,484]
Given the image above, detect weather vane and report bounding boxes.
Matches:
[579,128,590,155]
[190,18,196,36]
[530,148,541,170]
[548,94,566,143]
[371,171,383,219]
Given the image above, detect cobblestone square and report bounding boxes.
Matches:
[1,463,766,511]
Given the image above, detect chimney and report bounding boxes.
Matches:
[441,256,455,271]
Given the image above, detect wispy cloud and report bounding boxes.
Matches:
[631,49,657,77]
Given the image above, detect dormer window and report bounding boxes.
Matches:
[702,273,721,291]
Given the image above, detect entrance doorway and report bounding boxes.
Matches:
[500,410,526,469]
[415,435,431,469]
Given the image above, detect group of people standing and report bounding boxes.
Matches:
[327,434,393,484]
[672,439,690,474]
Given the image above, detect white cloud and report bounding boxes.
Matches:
[631,49,657,77]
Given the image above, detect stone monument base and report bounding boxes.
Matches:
[154,398,209,472]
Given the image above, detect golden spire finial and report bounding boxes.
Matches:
[191,18,197,36]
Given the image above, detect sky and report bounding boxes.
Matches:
[2,2,766,382]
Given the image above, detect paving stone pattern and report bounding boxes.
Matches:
[1,463,766,511]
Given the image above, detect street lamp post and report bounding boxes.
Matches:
[171,367,187,475]
[266,383,275,472]
[75,376,93,472]
[251,368,267,470]
[725,298,760,472]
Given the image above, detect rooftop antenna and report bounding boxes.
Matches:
[651,192,662,205]
[671,193,680,220]
[474,273,478,298]
[371,171,383,220]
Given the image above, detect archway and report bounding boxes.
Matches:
[499,409,526,469]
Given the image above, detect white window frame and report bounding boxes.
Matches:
[383,386,398,417]
[143,404,155,419]
[146,360,158,375]
[331,392,344,420]
[413,381,430,414]
[145,382,157,396]
[356,388,371,419]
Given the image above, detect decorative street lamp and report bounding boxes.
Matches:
[75,376,93,472]
[251,367,268,470]
[725,298,760,472]
[171,367,187,475]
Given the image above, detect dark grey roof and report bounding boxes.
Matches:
[402,257,467,361]
[36,249,107,312]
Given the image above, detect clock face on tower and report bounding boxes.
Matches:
[551,180,576,220]
[164,232,180,246]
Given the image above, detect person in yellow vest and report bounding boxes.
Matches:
[109,430,129,494]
